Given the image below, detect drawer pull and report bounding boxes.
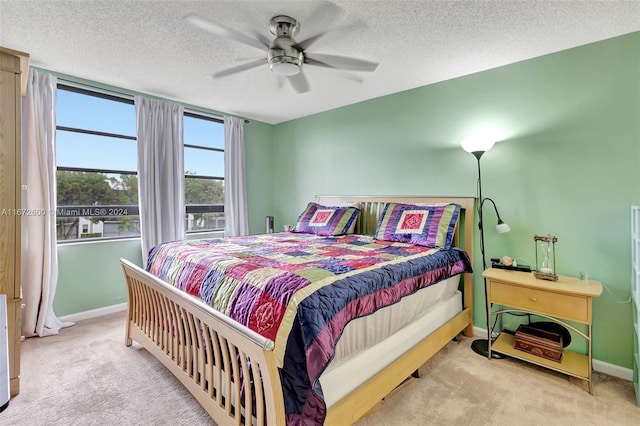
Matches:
[531,297,537,302]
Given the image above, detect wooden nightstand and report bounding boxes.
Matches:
[483,268,603,393]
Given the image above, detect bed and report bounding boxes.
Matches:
[120,195,475,425]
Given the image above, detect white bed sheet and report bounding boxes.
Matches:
[320,275,462,407]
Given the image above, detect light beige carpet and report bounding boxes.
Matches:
[2,311,638,425]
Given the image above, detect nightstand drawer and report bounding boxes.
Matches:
[490,281,589,323]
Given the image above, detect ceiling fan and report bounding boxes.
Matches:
[185,13,379,94]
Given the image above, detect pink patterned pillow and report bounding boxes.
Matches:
[374,203,461,249]
[293,203,359,236]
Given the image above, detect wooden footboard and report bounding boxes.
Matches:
[121,259,286,426]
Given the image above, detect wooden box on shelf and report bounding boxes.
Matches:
[514,324,563,363]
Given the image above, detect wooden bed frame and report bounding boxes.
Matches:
[120,196,475,426]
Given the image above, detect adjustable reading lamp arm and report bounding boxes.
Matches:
[480,197,507,226]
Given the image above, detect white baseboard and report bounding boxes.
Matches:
[473,325,489,340]
[59,303,127,323]
[593,359,634,381]
[471,325,632,381]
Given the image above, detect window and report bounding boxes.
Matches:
[56,84,139,241]
[55,83,225,241]
[184,113,225,233]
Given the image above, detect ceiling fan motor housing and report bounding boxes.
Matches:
[268,15,303,76]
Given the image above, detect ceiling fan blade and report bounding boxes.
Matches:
[286,72,310,94]
[304,53,379,72]
[297,20,366,51]
[295,1,348,50]
[212,58,266,79]
[251,31,271,48]
[185,14,267,51]
[303,60,363,83]
[296,31,330,51]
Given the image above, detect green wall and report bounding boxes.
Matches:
[54,32,639,370]
[270,32,640,368]
[245,119,275,232]
[56,238,142,315]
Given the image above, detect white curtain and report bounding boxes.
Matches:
[224,116,249,237]
[135,96,185,263]
[21,68,74,337]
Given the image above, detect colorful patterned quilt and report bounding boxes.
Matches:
[147,233,472,425]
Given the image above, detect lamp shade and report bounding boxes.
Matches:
[460,138,495,154]
[496,221,511,234]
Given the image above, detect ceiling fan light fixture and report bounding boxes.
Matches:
[268,16,303,76]
[267,43,303,75]
[269,56,302,76]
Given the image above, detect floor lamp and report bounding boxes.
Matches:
[461,138,511,358]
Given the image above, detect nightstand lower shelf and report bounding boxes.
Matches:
[492,333,589,380]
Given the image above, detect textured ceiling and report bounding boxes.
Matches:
[1,1,639,124]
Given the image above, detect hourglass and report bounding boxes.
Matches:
[534,234,558,281]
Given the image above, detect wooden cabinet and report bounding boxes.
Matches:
[0,46,29,397]
[483,268,602,393]
[632,206,640,406]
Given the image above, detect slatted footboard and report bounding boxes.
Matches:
[121,259,286,426]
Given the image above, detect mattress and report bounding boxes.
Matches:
[329,274,460,366]
[321,280,462,407]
